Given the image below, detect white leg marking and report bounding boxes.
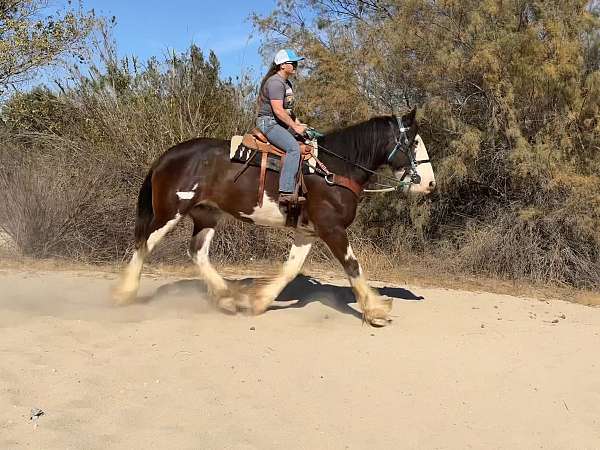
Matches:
[147,213,181,252]
[344,245,356,261]
[348,269,392,324]
[193,228,228,294]
[114,213,181,304]
[344,244,362,275]
[349,273,374,305]
[256,234,313,310]
[240,193,286,227]
[113,248,146,304]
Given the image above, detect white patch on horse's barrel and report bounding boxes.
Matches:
[240,194,286,227]
[398,134,436,195]
[176,191,195,200]
[176,183,198,200]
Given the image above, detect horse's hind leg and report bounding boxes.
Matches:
[251,232,314,314]
[188,206,236,313]
[318,227,392,327]
[113,210,181,305]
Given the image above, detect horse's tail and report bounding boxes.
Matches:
[134,168,154,247]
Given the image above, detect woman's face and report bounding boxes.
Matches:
[281,61,298,76]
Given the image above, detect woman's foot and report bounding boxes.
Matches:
[278,192,305,206]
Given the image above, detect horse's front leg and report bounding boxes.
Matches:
[251,233,314,314]
[319,227,392,327]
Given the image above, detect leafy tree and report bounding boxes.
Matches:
[0,0,97,93]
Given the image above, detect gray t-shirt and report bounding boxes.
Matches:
[257,74,296,119]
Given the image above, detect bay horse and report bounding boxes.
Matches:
[112,108,435,326]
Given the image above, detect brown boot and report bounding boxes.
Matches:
[278,192,305,207]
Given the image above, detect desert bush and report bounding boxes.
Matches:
[253,0,600,288]
[453,206,600,288]
[0,43,260,262]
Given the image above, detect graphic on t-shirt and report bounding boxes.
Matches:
[284,84,295,113]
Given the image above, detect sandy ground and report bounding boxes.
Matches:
[0,268,599,450]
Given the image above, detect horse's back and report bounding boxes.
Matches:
[155,137,229,168]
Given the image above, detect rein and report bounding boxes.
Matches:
[314,143,412,192]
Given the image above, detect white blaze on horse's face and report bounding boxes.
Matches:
[394,134,436,195]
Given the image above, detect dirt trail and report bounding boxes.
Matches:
[0,268,599,449]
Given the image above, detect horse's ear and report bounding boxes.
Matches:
[402,107,417,126]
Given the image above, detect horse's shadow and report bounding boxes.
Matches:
[139,274,423,319]
[271,275,423,319]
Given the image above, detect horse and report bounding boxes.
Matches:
[112,108,435,326]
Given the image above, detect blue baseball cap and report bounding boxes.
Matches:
[274,49,305,65]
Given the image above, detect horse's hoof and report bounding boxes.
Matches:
[379,295,394,314]
[111,288,137,306]
[250,298,269,316]
[217,296,237,315]
[367,316,392,327]
[234,292,252,312]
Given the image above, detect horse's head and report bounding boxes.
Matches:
[386,108,436,195]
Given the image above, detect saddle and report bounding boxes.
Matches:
[239,128,313,226]
[231,128,363,228]
[242,128,315,161]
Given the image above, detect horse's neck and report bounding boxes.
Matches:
[318,135,388,184]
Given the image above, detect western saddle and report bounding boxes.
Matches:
[240,128,314,207]
[236,127,363,227]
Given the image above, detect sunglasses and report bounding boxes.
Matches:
[285,61,298,68]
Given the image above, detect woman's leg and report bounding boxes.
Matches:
[258,119,301,193]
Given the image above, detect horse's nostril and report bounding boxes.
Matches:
[429,180,436,189]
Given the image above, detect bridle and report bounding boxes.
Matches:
[385,116,430,189]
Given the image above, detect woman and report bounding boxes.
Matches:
[256,49,308,206]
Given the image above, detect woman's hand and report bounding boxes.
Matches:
[292,123,307,136]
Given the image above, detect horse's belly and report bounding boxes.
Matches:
[239,194,286,227]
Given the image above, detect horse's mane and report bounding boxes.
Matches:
[319,116,396,172]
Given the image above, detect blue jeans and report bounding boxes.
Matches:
[256,116,300,193]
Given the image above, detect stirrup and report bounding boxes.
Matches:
[278,192,305,206]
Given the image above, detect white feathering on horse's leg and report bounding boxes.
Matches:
[112,213,181,305]
[349,273,392,326]
[192,228,236,313]
[251,234,313,314]
[112,247,147,305]
[345,244,392,326]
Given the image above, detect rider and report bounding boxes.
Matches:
[256,49,308,206]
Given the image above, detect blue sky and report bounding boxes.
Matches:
[81,0,277,81]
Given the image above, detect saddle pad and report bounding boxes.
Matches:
[230,135,244,158]
[231,145,320,176]
[229,136,318,174]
